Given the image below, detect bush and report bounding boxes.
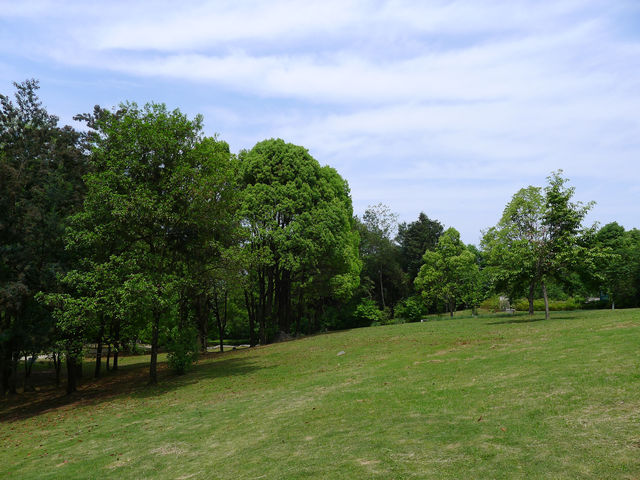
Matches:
[165,326,199,375]
[354,298,384,326]
[513,297,582,312]
[480,295,502,312]
[395,296,428,322]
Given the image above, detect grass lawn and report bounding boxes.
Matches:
[1,309,639,479]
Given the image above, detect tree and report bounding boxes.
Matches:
[481,186,545,315]
[356,204,406,311]
[415,228,480,316]
[240,138,360,342]
[68,102,235,384]
[591,223,640,309]
[482,171,596,319]
[0,79,86,394]
[397,212,443,283]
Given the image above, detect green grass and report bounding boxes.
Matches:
[2,309,640,479]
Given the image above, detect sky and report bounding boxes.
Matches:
[1,0,639,244]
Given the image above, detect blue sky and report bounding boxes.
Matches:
[2,0,639,243]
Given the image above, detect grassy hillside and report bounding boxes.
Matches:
[2,309,640,479]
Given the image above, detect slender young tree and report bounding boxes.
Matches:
[482,171,596,319]
[356,204,406,311]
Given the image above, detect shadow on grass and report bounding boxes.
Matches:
[0,351,265,423]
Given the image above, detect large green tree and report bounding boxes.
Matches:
[482,171,596,318]
[414,227,480,316]
[240,139,360,342]
[65,102,236,384]
[481,186,545,315]
[0,80,86,394]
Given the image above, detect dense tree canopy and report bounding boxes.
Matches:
[240,138,361,341]
[57,102,238,386]
[591,223,640,309]
[0,80,86,394]
[415,228,480,316]
[1,79,638,396]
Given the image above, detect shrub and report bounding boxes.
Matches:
[165,326,199,375]
[480,295,502,312]
[395,295,428,322]
[513,297,582,312]
[354,298,384,326]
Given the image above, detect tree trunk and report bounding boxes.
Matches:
[149,309,160,385]
[9,351,19,394]
[278,270,291,334]
[94,316,105,378]
[66,353,77,394]
[23,354,35,391]
[611,294,615,310]
[1,353,9,396]
[379,269,386,309]
[112,321,120,371]
[542,281,550,320]
[214,292,224,353]
[244,289,256,347]
[195,292,209,353]
[296,287,303,336]
[53,352,61,387]
[23,355,29,392]
[258,270,266,345]
[178,287,190,330]
[106,344,111,371]
[266,267,274,339]
[528,282,535,315]
[113,343,119,371]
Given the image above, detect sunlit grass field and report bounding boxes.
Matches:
[2,309,639,479]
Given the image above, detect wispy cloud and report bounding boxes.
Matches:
[2,0,639,241]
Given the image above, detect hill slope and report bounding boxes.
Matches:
[2,309,640,479]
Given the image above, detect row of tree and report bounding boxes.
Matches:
[1,80,638,396]
[356,175,640,322]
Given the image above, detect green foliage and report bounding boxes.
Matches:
[0,79,86,393]
[397,212,443,283]
[482,171,600,317]
[590,223,640,308]
[513,297,581,312]
[394,295,428,322]
[165,326,199,375]
[240,138,361,342]
[356,204,407,309]
[480,295,499,311]
[353,298,384,326]
[415,228,481,315]
[68,101,235,383]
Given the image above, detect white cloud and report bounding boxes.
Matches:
[3,0,639,241]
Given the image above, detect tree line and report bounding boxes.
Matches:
[1,80,639,395]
